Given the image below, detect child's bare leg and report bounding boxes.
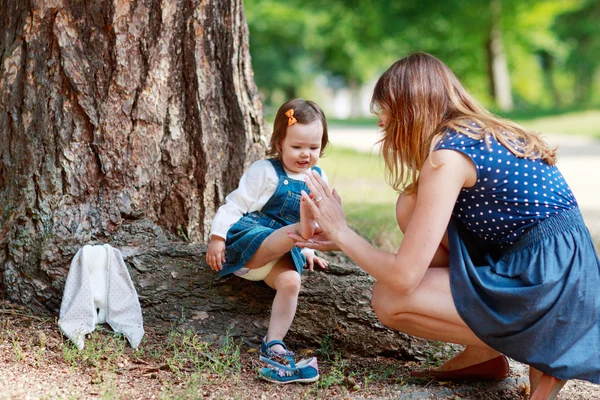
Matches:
[300,196,317,239]
[262,256,301,354]
[244,224,301,270]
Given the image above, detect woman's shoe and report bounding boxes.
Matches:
[259,356,319,384]
[410,355,510,381]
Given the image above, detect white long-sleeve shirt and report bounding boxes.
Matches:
[210,159,328,240]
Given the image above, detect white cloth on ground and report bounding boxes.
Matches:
[58,244,144,350]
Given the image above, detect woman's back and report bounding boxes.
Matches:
[437,130,577,245]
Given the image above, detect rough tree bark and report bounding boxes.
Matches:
[0,0,417,357]
[0,0,265,310]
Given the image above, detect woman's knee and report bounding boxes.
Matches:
[371,282,411,328]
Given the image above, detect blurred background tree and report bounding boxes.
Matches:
[553,0,600,106]
[245,0,599,118]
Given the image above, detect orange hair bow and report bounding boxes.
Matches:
[285,109,297,126]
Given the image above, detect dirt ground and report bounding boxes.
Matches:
[1,301,599,400]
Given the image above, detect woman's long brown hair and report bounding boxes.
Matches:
[371,52,556,194]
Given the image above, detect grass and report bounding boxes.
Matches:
[164,329,242,377]
[9,308,593,400]
[62,328,127,385]
[318,147,401,251]
[328,108,600,137]
[55,325,246,398]
[495,106,599,121]
[516,109,600,138]
[10,330,25,361]
[46,323,450,398]
[274,108,600,135]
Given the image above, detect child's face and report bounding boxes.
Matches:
[279,119,323,174]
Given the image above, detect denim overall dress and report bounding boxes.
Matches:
[220,158,322,279]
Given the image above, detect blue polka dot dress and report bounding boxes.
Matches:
[437,129,600,383]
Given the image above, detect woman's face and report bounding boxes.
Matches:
[377,112,390,129]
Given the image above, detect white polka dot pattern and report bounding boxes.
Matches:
[436,130,577,245]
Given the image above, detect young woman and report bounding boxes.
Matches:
[292,53,600,399]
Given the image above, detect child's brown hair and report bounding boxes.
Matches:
[267,99,329,158]
[371,52,556,194]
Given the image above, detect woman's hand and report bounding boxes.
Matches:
[288,226,341,252]
[300,170,347,241]
[206,236,226,271]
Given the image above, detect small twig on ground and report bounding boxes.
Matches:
[0,309,47,321]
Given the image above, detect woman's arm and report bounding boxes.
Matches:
[302,149,476,294]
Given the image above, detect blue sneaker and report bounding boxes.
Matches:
[259,356,319,384]
[260,338,295,364]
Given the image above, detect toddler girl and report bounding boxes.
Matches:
[206,98,328,383]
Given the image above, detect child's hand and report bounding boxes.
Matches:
[303,249,328,272]
[206,236,226,271]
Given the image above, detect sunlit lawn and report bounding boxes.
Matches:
[318,109,600,251]
[329,109,600,137]
[517,109,600,138]
[318,147,402,252]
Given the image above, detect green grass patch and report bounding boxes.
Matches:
[495,106,596,121]
[327,109,600,138]
[344,203,402,252]
[319,147,401,251]
[515,109,600,138]
[328,117,379,127]
[165,329,242,377]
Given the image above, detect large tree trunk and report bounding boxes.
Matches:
[0,0,265,310]
[0,0,416,357]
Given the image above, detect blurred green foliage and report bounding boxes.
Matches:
[244,0,599,115]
